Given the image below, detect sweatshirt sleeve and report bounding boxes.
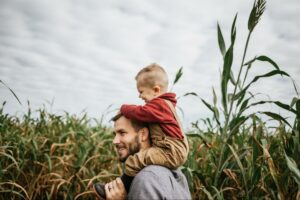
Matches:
[120,98,172,123]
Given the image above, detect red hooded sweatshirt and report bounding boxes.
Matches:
[120,92,183,139]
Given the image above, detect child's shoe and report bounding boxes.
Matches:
[93,183,106,199]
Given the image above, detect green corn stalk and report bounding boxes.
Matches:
[210,0,296,193]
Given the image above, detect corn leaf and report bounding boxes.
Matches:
[183,92,198,97]
[257,55,280,70]
[221,14,237,115]
[284,153,300,186]
[201,98,221,126]
[229,116,247,135]
[173,67,183,86]
[45,154,52,172]
[221,44,234,114]
[234,70,290,101]
[245,100,297,115]
[228,144,249,196]
[0,80,22,105]
[217,22,226,57]
[231,14,237,43]
[259,111,292,127]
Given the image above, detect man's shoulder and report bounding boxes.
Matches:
[135,165,186,181]
[138,165,172,174]
[135,165,187,187]
[136,165,180,178]
[128,165,191,199]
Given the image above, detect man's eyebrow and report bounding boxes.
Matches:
[113,128,125,134]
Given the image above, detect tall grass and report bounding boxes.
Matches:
[0,104,120,200]
[182,0,300,199]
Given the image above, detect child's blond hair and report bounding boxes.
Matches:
[135,63,169,92]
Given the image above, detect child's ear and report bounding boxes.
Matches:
[153,86,161,94]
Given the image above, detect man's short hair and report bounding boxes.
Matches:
[111,112,148,132]
[135,63,169,92]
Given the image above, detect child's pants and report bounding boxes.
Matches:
[125,124,189,176]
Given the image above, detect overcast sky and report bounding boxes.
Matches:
[0,0,299,128]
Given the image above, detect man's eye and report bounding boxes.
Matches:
[120,132,126,136]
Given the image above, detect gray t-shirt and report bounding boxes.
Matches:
[127,165,191,200]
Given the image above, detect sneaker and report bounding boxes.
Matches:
[93,183,106,199]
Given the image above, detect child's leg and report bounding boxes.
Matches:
[125,146,175,176]
[125,137,189,176]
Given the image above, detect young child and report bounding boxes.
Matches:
[93,63,189,199]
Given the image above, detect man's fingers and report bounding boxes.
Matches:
[105,179,127,200]
[105,183,111,197]
[116,178,125,189]
[112,179,120,192]
[104,184,109,192]
[106,181,116,200]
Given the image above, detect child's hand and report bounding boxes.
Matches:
[106,178,127,200]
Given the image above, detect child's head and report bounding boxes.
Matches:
[135,63,169,103]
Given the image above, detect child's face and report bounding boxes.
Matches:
[136,75,162,103]
[137,84,158,103]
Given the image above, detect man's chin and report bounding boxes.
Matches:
[117,152,129,162]
[119,157,127,162]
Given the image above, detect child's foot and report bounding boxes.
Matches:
[93,182,106,199]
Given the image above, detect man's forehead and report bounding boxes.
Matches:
[114,116,131,129]
[114,115,128,124]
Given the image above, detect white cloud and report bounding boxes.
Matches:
[0,0,299,128]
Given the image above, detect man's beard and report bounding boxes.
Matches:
[118,135,140,162]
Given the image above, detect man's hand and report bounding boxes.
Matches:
[105,178,127,200]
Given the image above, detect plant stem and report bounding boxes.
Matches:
[213,31,252,188]
[227,31,252,132]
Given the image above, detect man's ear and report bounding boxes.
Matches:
[139,127,149,142]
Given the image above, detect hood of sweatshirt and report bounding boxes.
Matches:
[158,92,177,106]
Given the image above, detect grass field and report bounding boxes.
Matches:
[0,103,299,199]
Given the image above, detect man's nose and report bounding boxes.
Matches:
[113,135,120,144]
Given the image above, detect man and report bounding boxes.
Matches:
[93,113,191,200]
